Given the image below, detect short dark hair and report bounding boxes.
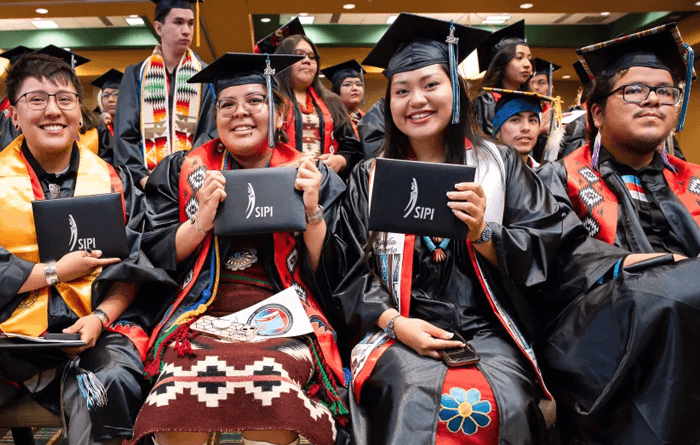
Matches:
[155,5,194,24]
[4,53,83,106]
[585,68,629,143]
[482,39,530,91]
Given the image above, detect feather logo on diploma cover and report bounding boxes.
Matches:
[403,178,419,218]
[68,214,78,251]
[245,183,255,219]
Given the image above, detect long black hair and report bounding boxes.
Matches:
[380,64,485,165]
[482,38,531,91]
[274,34,351,129]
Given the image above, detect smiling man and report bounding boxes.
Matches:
[536,23,700,445]
[486,88,559,168]
[114,0,216,189]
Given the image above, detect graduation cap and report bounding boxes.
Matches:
[576,22,695,132]
[31,45,90,70]
[254,18,305,55]
[321,60,366,93]
[485,87,563,161]
[477,20,526,73]
[91,69,123,91]
[362,13,490,124]
[151,0,204,46]
[531,57,560,96]
[188,52,303,147]
[0,46,32,65]
[572,61,591,87]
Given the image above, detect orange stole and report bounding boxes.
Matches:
[76,127,100,155]
[0,136,113,335]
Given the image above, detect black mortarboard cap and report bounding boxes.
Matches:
[321,60,365,90]
[0,46,32,65]
[362,13,490,78]
[90,69,123,90]
[254,18,305,54]
[188,52,303,93]
[572,61,590,86]
[576,23,691,80]
[477,20,526,72]
[576,22,696,132]
[151,0,203,16]
[188,53,304,147]
[362,13,490,124]
[31,45,90,70]
[532,57,561,76]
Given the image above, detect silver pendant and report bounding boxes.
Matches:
[48,183,60,199]
[225,248,258,271]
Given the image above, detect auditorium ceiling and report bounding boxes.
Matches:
[0,0,698,85]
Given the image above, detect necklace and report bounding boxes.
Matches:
[298,92,315,114]
[423,236,450,262]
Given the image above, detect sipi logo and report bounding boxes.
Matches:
[245,183,256,219]
[403,178,418,218]
[68,214,96,251]
[245,182,274,219]
[403,178,434,220]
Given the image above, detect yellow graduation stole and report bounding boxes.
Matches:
[0,136,112,336]
[76,127,100,155]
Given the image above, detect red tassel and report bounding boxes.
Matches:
[174,338,193,357]
[143,360,161,379]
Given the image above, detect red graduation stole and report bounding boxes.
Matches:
[145,139,344,383]
[563,143,700,244]
[283,86,338,154]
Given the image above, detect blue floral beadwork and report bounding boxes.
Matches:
[439,387,492,435]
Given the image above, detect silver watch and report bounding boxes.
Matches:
[44,261,59,286]
[472,223,493,244]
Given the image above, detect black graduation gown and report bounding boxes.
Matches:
[140,150,347,333]
[0,142,175,440]
[0,114,20,150]
[356,97,385,160]
[113,59,217,185]
[536,149,700,445]
[324,145,626,445]
[472,91,497,137]
[559,111,587,159]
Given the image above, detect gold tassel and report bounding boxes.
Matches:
[196,1,200,47]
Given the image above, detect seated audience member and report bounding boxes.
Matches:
[473,20,533,137]
[321,60,366,137]
[126,53,347,445]
[484,87,561,168]
[537,23,700,445]
[258,19,362,178]
[324,13,638,445]
[0,53,172,445]
[528,57,561,162]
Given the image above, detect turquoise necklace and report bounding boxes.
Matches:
[423,236,450,262]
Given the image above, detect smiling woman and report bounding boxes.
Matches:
[0,52,174,445]
[126,52,348,445]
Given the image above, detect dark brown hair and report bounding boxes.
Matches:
[273,34,352,130]
[482,39,531,91]
[5,53,83,106]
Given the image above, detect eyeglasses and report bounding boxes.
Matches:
[216,94,267,117]
[341,81,363,89]
[102,91,119,99]
[18,91,80,110]
[292,49,317,61]
[606,83,682,105]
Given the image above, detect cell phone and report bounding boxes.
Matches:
[439,330,480,367]
[43,333,82,341]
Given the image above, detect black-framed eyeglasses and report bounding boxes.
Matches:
[606,83,682,105]
[216,94,267,117]
[18,91,80,110]
[292,49,317,61]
